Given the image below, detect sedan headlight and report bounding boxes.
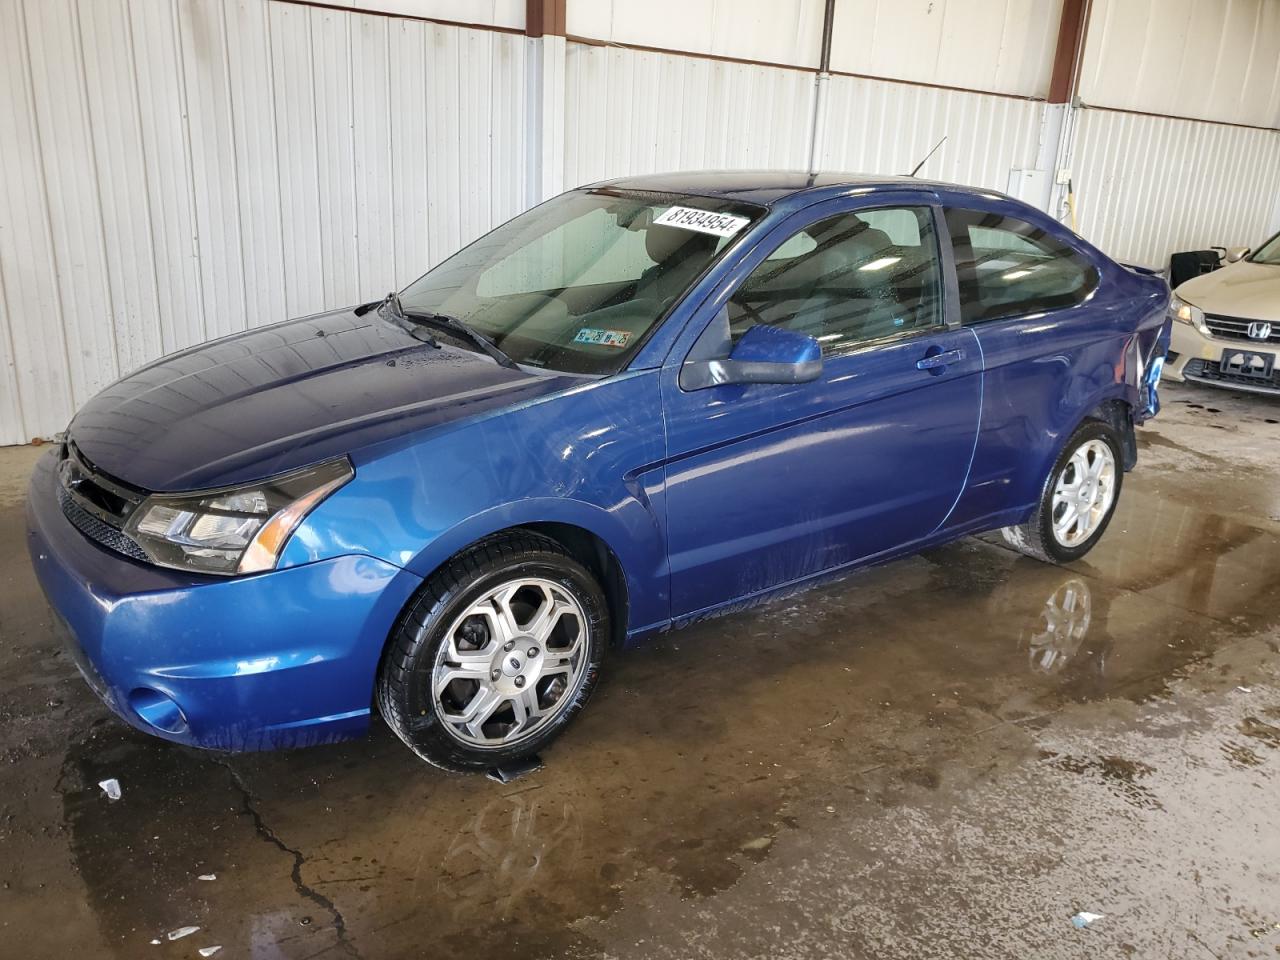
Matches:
[1170,293,1210,336]
[124,459,353,576]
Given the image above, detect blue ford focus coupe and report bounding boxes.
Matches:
[27,172,1170,769]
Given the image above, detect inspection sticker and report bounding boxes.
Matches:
[573,328,631,348]
[653,205,751,238]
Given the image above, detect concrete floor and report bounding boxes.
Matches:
[3,381,1280,959]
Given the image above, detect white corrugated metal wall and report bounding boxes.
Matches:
[0,0,528,445]
[1069,0,1280,267]
[563,45,817,186]
[1072,110,1280,267]
[2,0,1279,445]
[816,77,1045,191]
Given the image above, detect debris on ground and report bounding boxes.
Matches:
[1237,686,1253,693]
[197,874,216,881]
[198,947,222,957]
[98,779,122,801]
[740,836,774,854]
[1071,912,1105,929]
[166,926,200,941]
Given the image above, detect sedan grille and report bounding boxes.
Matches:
[1204,313,1280,344]
[56,444,150,562]
[1183,358,1280,393]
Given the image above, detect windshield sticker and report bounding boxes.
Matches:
[653,206,751,238]
[573,328,632,348]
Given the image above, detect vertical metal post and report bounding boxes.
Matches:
[526,0,567,203]
[1045,0,1092,221]
[807,0,837,174]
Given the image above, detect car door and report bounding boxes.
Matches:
[660,197,983,618]
[937,204,1116,529]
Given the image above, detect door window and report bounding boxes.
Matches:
[946,209,1098,323]
[727,206,944,354]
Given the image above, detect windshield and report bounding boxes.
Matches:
[1249,231,1280,265]
[399,189,763,374]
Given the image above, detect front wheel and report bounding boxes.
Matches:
[377,531,607,771]
[1000,420,1124,564]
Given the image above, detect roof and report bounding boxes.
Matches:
[591,170,1004,208]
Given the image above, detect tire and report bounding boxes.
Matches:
[377,531,608,771]
[1000,419,1124,564]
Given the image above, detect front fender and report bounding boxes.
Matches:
[278,370,671,635]
[401,496,667,635]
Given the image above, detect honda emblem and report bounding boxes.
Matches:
[1247,321,1273,340]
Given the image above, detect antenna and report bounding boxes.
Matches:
[908,136,948,178]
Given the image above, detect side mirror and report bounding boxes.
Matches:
[681,324,823,391]
[1225,246,1250,263]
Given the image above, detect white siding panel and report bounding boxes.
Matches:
[127,0,208,354]
[1072,108,1280,267]
[340,0,524,31]
[0,0,529,445]
[179,0,251,341]
[0,0,74,441]
[817,74,1044,191]
[24,0,120,409]
[1079,0,1280,128]
[830,0,1064,100]
[388,17,432,279]
[564,43,815,187]
[310,6,362,307]
[78,0,165,376]
[269,1,327,318]
[566,0,825,68]
[351,14,398,296]
[224,0,289,330]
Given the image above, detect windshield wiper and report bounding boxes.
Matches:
[375,290,440,348]
[400,307,520,370]
[373,291,518,368]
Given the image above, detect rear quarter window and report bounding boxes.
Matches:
[946,209,1099,323]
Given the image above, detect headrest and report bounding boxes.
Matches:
[644,225,719,265]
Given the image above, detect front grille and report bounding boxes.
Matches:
[56,444,150,562]
[1183,358,1280,393]
[57,484,150,561]
[1204,313,1280,344]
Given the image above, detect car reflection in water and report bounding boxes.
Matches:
[437,791,583,920]
[1023,577,1094,674]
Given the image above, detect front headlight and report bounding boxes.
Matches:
[124,458,353,576]
[1170,293,1210,336]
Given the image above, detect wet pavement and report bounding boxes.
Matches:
[2,381,1280,959]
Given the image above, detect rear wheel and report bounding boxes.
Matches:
[1000,420,1123,564]
[377,532,607,770]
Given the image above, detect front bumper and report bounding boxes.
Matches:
[25,452,422,751]
[1166,322,1280,395]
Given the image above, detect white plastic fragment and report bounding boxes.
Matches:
[197,874,217,881]
[150,940,161,945]
[98,779,122,801]
[1071,912,1104,929]
[1237,686,1253,693]
[198,947,222,957]
[167,926,200,941]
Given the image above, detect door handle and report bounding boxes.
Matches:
[916,348,965,370]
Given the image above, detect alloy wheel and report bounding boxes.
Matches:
[1050,438,1117,548]
[431,578,590,748]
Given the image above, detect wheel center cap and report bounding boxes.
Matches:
[500,649,527,678]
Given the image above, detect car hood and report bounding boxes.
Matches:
[68,309,576,492]
[1176,260,1280,320]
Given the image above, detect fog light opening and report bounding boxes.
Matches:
[128,688,189,735]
